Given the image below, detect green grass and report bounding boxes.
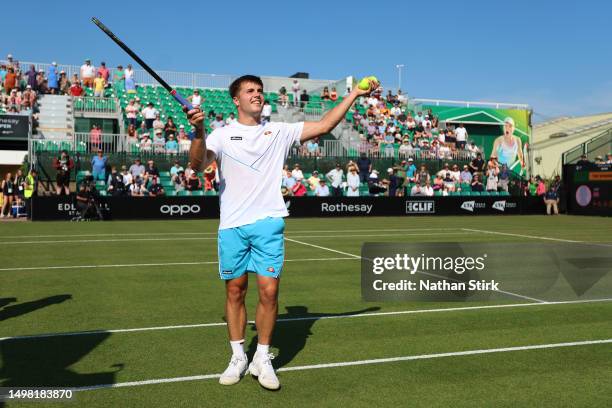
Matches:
[0,215,611,407]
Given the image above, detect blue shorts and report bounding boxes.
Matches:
[217,217,285,280]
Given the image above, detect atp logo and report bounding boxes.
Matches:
[461,201,475,212]
[492,200,506,212]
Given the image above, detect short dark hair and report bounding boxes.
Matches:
[229,75,264,98]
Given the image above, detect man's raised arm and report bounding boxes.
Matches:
[300,78,378,143]
[186,108,216,172]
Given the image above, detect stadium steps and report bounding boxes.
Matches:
[37,95,73,139]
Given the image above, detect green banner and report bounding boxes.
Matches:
[423,105,531,175]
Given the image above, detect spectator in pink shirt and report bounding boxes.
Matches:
[89,124,102,152]
[125,99,138,127]
[97,62,110,84]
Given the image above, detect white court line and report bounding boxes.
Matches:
[0,228,459,240]
[285,237,548,303]
[462,228,612,247]
[0,232,469,246]
[0,257,358,272]
[74,338,612,391]
[2,298,610,342]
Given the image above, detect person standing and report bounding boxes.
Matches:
[47,62,59,94]
[326,163,344,196]
[1,173,15,218]
[291,79,300,107]
[187,74,378,390]
[80,59,95,88]
[24,169,37,219]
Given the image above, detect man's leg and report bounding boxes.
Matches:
[545,199,552,215]
[254,275,279,346]
[225,275,248,341]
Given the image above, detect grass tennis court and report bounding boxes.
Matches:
[1,215,611,407]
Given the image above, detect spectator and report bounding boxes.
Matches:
[142,102,158,129]
[422,180,434,197]
[47,62,59,94]
[498,164,510,192]
[4,67,17,94]
[356,153,372,183]
[346,166,360,197]
[138,121,149,138]
[307,170,320,191]
[282,172,296,190]
[470,153,485,175]
[536,176,546,196]
[152,129,165,153]
[460,165,473,184]
[315,179,330,197]
[305,138,320,156]
[368,170,387,195]
[80,59,95,88]
[129,176,147,196]
[25,65,37,91]
[291,79,300,107]
[575,154,590,166]
[1,172,14,218]
[443,172,457,192]
[125,99,138,127]
[204,163,218,191]
[471,174,484,192]
[225,112,237,125]
[188,89,203,108]
[178,131,191,153]
[449,164,460,182]
[211,114,225,130]
[59,71,70,95]
[291,179,307,196]
[544,183,559,215]
[113,65,125,90]
[89,124,102,152]
[321,86,330,100]
[454,123,468,149]
[93,72,106,97]
[416,165,430,186]
[170,160,184,177]
[98,62,110,85]
[261,101,272,123]
[300,89,310,108]
[120,165,133,186]
[278,89,289,107]
[330,87,338,102]
[124,64,136,93]
[152,113,164,132]
[185,162,195,178]
[165,134,179,154]
[173,170,187,192]
[6,54,19,70]
[144,159,159,182]
[326,163,344,196]
[140,134,152,152]
[186,171,202,192]
[432,173,444,191]
[606,153,612,164]
[129,158,145,179]
[107,167,127,197]
[467,142,480,158]
[164,117,177,137]
[53,150,74,195]
[70,80,84,96]
[410,183,425,197]
[291,164,304,181]
[91,150,108,182]
[148,177,165,197]
[437,163,451,178]
[387,168,400,197]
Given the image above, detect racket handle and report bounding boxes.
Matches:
[171,90,194,110]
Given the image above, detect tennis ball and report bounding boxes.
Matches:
[358,76,380,90]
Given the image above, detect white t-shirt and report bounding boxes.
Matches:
[455,127,467,141]
[142,107,158,119]
[191,94,202,107]
[81,64,95,78]
[206,121,304,229]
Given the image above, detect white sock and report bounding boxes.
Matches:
[230,339,245,357]
[256,343,270,355]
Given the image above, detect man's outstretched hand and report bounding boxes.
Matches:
[353,77,380,97]
[183,106,205,131]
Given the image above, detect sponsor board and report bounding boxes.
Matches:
[405,201,435,214]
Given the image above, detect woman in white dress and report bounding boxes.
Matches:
[346,166,360,197]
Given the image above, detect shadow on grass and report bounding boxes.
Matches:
[247,306,380,368]
[0,295,120,406]
[0,295,72,322]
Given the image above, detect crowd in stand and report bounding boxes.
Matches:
[349,88,480,161]
[0,54,40,114]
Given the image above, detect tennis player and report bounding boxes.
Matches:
[187,75,378,390]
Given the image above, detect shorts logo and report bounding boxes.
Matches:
[230,136,242,140]
[267,267,275,273]
[222,270,233,275]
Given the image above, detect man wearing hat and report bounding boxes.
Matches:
[307,170,320,191]
[142,102,158,130]
[80,59,95,88]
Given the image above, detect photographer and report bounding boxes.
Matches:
[53,150,74,195]
[75,180,103,221]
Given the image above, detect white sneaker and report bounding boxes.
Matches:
[248,352,280,390]
[219,354,248,385]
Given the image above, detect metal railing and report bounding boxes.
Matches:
[322,140,476,161]
[72,96,119,114]
[412,98,529,110]
[562,128,612,164]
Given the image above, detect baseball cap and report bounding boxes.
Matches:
[179,124,185,129]
[26,85,31,89]
[7,54,12,58]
